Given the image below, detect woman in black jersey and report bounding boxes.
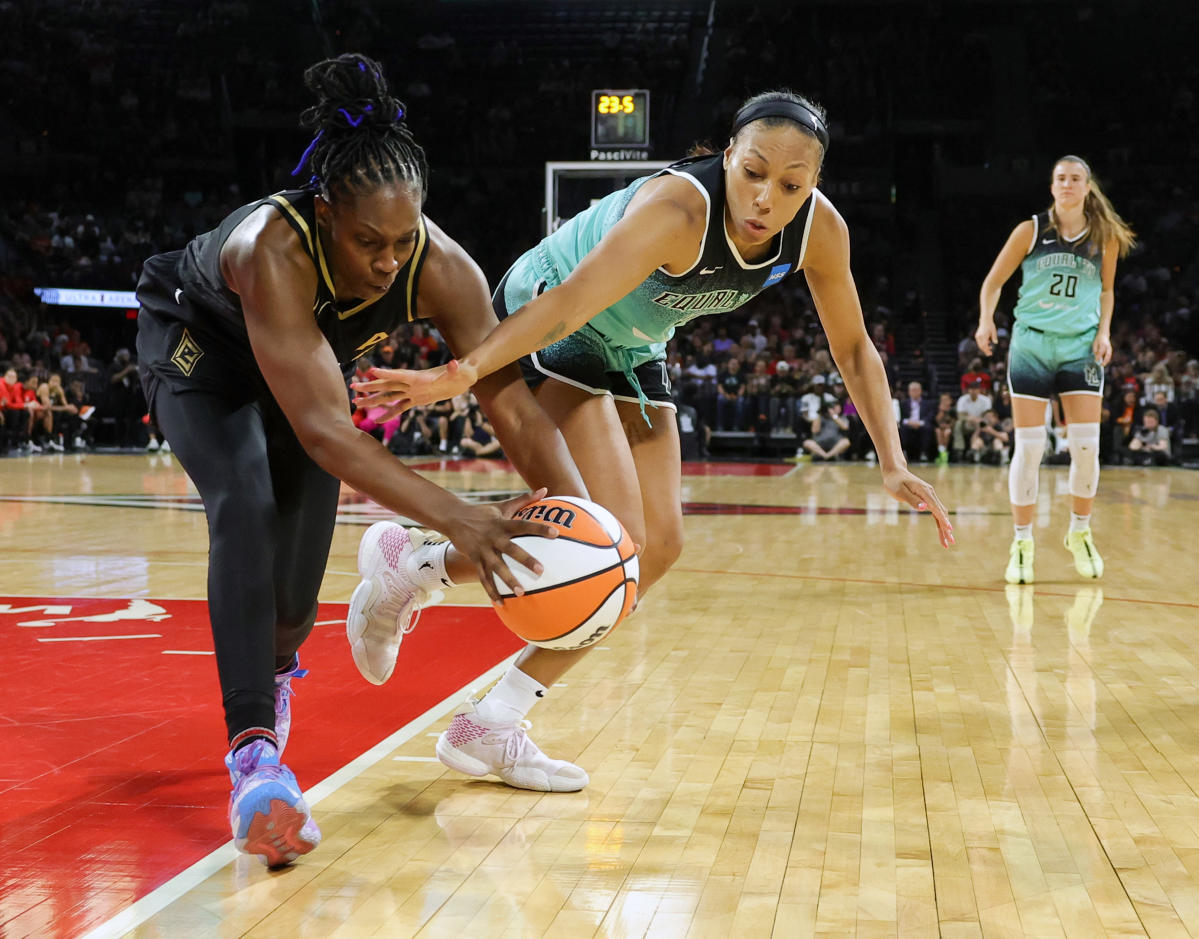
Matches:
[136,53,583,867]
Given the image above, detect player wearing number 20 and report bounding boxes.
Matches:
[976,155,1136,586]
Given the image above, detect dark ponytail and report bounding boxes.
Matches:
[291,53,428,202]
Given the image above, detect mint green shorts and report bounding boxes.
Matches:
[1007,323,1103,400]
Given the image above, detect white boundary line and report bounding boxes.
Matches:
[78,652,518,939]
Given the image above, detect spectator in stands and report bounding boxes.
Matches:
[674,385,709,461]
[1142,361,1175,404]
[899,380,934,462]
[106,347,143,448]
[458,393,503,458]
[1,367,29,452]
[66,377,93,449]
[716,356,748,431]
[797,373,830,426]
[800,399,851,461]
[953,379,993,460]
[1151,389,1179,436]
[933,392,956,465]
[959,357,992,394]
[768,359,799,432]
[38,372,77,451]
[909,345,938,395]
[970,409,1011,464]
[1109,387,1141,460]
[20,370,47,452]
[1122,407,1172,465]
[744,357,774,435]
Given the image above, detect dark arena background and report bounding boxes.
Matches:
[4,2,1199,937]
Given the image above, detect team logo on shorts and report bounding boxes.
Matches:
[1084,362,1101,387]
[170,328,204,376]
[764,264,791,286]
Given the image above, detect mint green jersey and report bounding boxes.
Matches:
[1012,211,1104,335]
[516,154,815,366]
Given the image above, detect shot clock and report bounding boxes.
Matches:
[590,89,649,150]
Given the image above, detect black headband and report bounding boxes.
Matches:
[731,99,829,152]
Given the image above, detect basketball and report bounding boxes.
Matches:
[491,496,639,650]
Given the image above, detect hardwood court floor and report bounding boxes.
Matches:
[3,452,1198,937]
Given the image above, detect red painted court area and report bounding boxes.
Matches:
[0,596,522,939]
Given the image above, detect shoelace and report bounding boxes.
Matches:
[274,667,307,710]
[379,569,424,635]
[234,761,292,793]
[502,720,534,766]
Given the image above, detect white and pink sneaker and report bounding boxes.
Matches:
[436,699,589,792]
[346,522,427,684]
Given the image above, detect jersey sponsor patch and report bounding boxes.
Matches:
[764,264,791,286]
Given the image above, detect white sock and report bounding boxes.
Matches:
[475,667,547,724]
[1014,524,1033,541]
[406,539,456,591]
[1069,513,1091,534]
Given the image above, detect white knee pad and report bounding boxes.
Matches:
[1009,426,1046,506]
[1067,422,1101,499]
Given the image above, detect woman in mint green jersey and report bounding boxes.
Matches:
[349,91,954,794]
[976,156,1136,585]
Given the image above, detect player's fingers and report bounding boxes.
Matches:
[502,543,545,577]
[507,518,558,543]
[477,560,504,604]
[376,401,410,423]
[497,488,550,518]
[910,481,954,547]
[485,552,528,598]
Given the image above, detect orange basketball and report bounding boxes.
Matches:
[492,496,639,650]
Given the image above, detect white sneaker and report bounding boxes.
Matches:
[72,436,87,450]
[146,438,160,452]
[346,522,426,684]
[436,699,589,792]
[160,440,171,454]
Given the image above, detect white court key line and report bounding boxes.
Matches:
[78,650,521,939]
[37,634,162,643]
[161,650,213,656]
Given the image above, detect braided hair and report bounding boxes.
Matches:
[290,53,427,203]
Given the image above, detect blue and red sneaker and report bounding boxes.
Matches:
[225,739,320,867]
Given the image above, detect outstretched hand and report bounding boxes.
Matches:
[445,488,559,604]
[351,360,478,422]
[882,467,954,548]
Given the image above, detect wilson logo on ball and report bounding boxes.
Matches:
[513,504,578,528]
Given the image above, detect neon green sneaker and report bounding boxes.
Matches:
[1064,529,1104,579]
[1005,538,1035,584]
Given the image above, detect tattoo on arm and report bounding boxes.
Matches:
[537,322,568,347]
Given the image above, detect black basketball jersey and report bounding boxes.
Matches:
[148,189,428,368]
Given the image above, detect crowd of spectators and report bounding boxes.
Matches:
[1,2,1196,470]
